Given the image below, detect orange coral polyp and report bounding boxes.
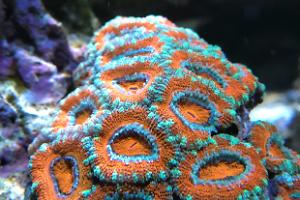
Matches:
[232,63,258,93]
[30,140,92,199]
[199,160,245,181]
[99,62,163,102]
[111,133,152,156]
[165,30,189,41]
[170,50,227,74]
[224,77,248,103]
[90,107,177,183]
[174,136,267,199]
[248,122,277,158]
[100,37,163,65]
[178,100,210,125]
[169,50,249,102]
[269,143,286,159]
[95,22,157,50]
[155,76,233,144]
[273,174,300,200]
[191,39,209,49]
[51,87,102,134]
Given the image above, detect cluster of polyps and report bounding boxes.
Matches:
[29,16,299,200]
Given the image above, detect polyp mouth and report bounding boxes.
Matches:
[113,73,149,95]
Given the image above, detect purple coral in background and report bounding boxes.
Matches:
[0,40,15,77]
[0,0,80,103]
[15,47,69,104]
[14,0,77,72]
[0,0,83,194]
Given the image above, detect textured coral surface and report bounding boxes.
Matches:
[29,16,300,200]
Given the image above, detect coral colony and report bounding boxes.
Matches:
[29,16,300,199]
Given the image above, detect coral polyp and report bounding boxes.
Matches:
[272,173,300,199]
[30,139,93,199]
[51,86,105,137]
[29,16,299,199]
[96,61,164,103]
[173,135,268,199]
[82,107,179,184]
[248,122,300,176]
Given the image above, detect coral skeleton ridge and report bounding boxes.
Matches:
[29,16,300,200]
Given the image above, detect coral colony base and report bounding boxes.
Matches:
[28,16,300,200]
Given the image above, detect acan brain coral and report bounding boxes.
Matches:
[29,16,300,200]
